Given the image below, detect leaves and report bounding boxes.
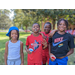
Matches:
[13,9,75,30]
[0,9,12,29]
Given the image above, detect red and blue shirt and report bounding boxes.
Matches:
[26,34,44,63]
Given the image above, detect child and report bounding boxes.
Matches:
[25,23,47,65]
[41,22,51,65]
[48,18,74,65]
[4,26,24,65]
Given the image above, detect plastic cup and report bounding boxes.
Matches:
[29,48,33,52]
[51,55,56,60]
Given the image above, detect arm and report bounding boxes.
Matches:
[48,38,52,56]
[48,37,56,61]
[25,36,32,54]
[66,48,74,56]
[25,45,32,54]
[49,43,51,58]
[4,41,8,65]
[42,39,47,49]
[39,32,46,39]
[49,43,56,61]
[49,30,57,38]
[20,41,24,65]
[58,48,74,59]
[65,35,74,57]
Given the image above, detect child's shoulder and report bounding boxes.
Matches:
[27,34,43,39]
[66,32,72,36]
[66,33,73,38]
[27,34,32,38]
[39,34,43,37]
[20,41,23,45]
[5,41,9,45]
[20,41,23,43]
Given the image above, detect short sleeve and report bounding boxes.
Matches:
[48,38,52,43]
[26,36,29,46]
[68,35,74,49]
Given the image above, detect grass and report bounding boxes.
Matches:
[0,32,75,65]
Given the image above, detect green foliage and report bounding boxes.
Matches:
[0,9,13,29]
[13,9,75,30]
[13,9,35,32]
[0,9,75,30]
[23,9,73,29]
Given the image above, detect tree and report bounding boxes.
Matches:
[13,9,75,31]
[22,9,73,29]
[22,9,46,30]
[0,9,13,29]
[37,9,72,29]
[68,9,75,25]
[14,9,32,32]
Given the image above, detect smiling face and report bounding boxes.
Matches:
[32,24,40,33]
[44,24,51,34]
[10,30,18,40]
[58,20,67,32]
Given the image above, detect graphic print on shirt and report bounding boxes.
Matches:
[31,40,41,52]
[52,37,67,47]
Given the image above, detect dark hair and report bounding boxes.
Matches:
[9,30,19,40]
[32,23,40,28]
[44,22,51,28]
[57,18,68,28]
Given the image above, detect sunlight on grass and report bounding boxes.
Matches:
[0,48,5,51]
[0,37,9,40]
[19,34,30,38]
[69,62,73,65]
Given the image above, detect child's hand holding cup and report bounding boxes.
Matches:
[26,48,33,54]
[50,53,56,61]
[29,48,33,52]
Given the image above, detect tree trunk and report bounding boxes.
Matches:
[52,19,56,29]
[41,21,44,32]
[26,25,27,33]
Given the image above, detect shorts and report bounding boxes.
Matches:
[27,62,42,65]
[49,57,68,65]
[42,51,49,64]
[7,58,21,65]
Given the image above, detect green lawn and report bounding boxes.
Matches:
[0,32,75,65]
